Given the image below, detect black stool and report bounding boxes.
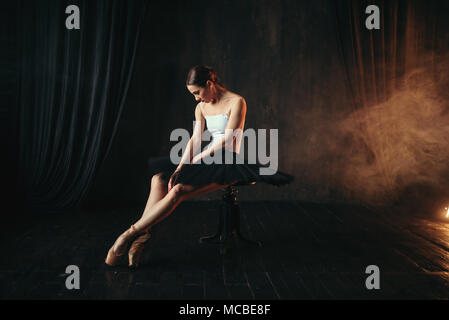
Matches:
[199,185,262,254]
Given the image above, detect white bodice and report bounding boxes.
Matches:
[200,104,243,153]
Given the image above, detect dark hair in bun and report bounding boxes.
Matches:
[186,65,224,87]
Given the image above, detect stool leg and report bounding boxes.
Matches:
[198,202,224,244]
[199,186,262,253]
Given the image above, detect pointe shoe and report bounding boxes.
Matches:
[105,225,140,267]
[105,246,126,267]
[128,231,151,268]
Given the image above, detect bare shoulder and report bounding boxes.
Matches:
[225,91,246,112]
[225,90,245,102]
[195,102,205,119]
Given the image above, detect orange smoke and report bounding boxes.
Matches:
[337,54,449,207]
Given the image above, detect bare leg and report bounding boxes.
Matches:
[131,182,233,232]
[138,173,169,231]
[108,181,233,256]
[106,173,169,258]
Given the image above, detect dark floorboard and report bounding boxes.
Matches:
[1,200,449,299]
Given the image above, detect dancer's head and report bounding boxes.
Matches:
[186,65,224,103]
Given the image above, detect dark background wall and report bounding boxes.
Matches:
[4,0,449,216]
[84,0,350,208]
[83,0,449,213]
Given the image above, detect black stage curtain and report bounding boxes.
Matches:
[334,0,448,108]
[12,0,449,212]
[16,0,147,212]
[84,0,448,208]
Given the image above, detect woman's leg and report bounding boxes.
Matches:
[138,173,169,231]
[131,182,232,233]
[106,173,168,257]
[108,181,231,256]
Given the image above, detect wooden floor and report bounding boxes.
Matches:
[1,200,449,299]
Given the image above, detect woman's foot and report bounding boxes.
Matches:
[128,231,152,268]
[105,225,141,266]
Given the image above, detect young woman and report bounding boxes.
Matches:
[105,66,293,268]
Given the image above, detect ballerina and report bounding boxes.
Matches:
[105,65,293,268]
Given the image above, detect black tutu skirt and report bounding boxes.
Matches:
[147,149,294,187]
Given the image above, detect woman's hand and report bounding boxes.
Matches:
[168,169,181,191]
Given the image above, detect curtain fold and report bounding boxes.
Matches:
[333,0,449,206]
[334,0,446,110]
[17,0,148,212]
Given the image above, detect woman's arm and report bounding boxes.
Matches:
[168,104,205,191]
[176,103,205,170]
[193,97,246,162]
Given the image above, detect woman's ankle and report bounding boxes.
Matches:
[130,224,149,236]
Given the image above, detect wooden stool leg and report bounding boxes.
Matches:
[199,186,262,254]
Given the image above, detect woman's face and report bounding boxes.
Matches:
[187,82,213,103]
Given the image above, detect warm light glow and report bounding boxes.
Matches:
[446,207,449,218]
